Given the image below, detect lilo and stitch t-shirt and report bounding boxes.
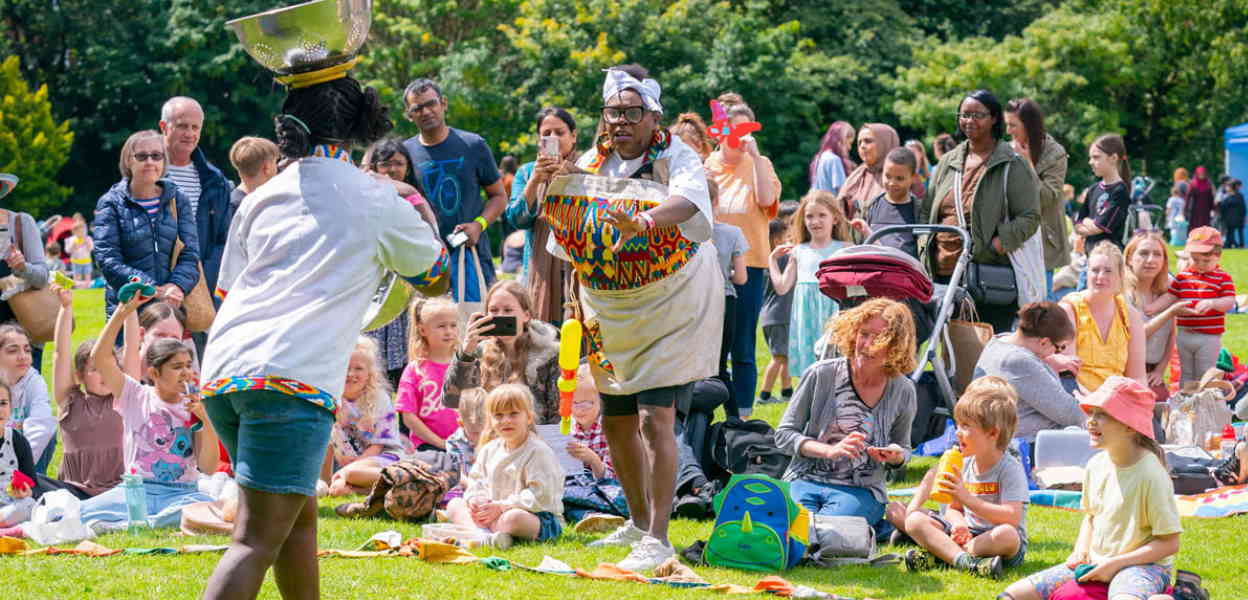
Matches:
[115,375,199,484]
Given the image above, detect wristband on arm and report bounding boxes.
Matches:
[474,216,489,230]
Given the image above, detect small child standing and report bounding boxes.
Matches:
[768,190,851,378]
[396,298,460,450]
[710,180,749,413]
[1165,185,1185,235]
[1002,376,1181,600]
[889,376,1029,579]
[65,219,94,284]
[851,146,920,259]
[758,217,795,405]
[1148,226,1236,386]
[325,337,413,496]
[44,241,65,274]
[447,384,565,548]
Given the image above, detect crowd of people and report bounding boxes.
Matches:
[0,60,1239,600]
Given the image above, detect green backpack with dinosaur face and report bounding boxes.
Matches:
[704,473,810,572]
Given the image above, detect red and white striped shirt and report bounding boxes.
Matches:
[572,419,614,479]
[1168,267,1236,334]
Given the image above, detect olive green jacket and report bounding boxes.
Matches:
[1032,134,1070,270]
[919,140,1040,268]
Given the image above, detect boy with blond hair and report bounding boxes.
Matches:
[887,376,1029,579]
[228,136,280,199]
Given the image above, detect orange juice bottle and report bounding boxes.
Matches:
[929,447,964,504]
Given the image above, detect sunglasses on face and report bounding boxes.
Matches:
[601,105,646,125]
[133,152,165,163]
[405,98,440,119]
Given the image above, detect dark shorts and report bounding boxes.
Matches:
[535,511,563,541]
[205,389,334,497]
[601,383,693,417]
[763,324,789,358]
[927,513,1027,568]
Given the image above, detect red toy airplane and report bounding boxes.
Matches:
[707,100,761,149]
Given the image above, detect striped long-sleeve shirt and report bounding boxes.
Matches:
[1169,267,1236,334]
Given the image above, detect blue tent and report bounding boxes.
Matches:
[1226,122,1248,182]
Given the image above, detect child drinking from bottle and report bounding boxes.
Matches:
[887,376,1029,579]
[446,384,564,548]
[1001,376,1181,600]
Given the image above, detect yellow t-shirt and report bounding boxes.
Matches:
[705,151,781,269]
[1081,451,1183,568]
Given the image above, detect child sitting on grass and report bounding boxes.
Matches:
[396,298,459,450]
[0,381,36,528]
[568,363,614,480]
[324,337,413,496]
[447,384,564,548]
[888,376,1028,579]
[440,386,487,507]
[1001,376,1181,600]
[0,323,55,475]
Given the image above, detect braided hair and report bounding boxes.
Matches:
[274,76,392,158]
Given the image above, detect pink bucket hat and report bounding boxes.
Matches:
[1080,376,1156,439]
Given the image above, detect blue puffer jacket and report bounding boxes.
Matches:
[93,179,201,316]
[189,147,234,300]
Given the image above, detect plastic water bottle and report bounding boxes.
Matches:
[123,468,148,533]
[1221,425,1238,460]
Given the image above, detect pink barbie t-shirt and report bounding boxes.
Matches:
[395,360,457,447]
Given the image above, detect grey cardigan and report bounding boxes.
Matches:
[3,211,48,288]
[973,335,1085,442]
[775,357,916,503]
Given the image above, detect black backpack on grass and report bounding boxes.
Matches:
[706,418,790,483]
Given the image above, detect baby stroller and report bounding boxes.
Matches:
[816,225,973,448]
[1126,175,1163,244]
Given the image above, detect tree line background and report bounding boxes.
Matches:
[0,0,1245,217]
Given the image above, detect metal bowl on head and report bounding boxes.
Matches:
[227,0,372,75]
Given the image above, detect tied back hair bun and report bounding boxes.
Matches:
[275,76,394,158]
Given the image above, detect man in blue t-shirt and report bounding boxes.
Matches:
[402,79,507,299]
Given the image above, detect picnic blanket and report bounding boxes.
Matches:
[1176,483,1248,518]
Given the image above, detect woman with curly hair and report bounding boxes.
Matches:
[774,298,917,538]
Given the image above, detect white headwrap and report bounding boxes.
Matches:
[602,68,663,113]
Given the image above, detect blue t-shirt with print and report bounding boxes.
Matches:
[405,127,502,298]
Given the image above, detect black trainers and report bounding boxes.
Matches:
[889,529,916,547]
[904,549,940,572]
[968,555,1004,579]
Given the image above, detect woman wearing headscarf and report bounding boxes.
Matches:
[836,123,900,225]
[810,121,856,196]
[1185,166,1215,230]
[918,89,1041,334]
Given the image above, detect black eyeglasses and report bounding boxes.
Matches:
[955,111,991,121]
[373,159,406,170]
[133,152,165,163]
[1049,339,1068,353]
[601,105,647,125]
[405,98,440,119]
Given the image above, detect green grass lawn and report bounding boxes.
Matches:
[7,251,1248,598]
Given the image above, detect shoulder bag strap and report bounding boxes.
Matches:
[10,210,21,254]
[168,195,184,269]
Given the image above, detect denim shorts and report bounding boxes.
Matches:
[535,511,563,542]
[205,389,333,497]
[71,262,92,278]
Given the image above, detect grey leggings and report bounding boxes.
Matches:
[1177,329,1221,385]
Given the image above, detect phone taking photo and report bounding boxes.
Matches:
[447,230,469,248]
[539,135,560,158]
[483,315,517,337]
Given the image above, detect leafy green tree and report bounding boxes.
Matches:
[0,56,74,215]
[890,0,1248,190]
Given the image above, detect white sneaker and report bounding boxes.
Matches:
[489,531,513,550]
[587,520,645,548]
[618,536,675,573]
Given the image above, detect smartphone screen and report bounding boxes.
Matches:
[539,136,560,158]
[484,315,517,337]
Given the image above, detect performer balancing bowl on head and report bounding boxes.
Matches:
[197,73,444,598]
[541,64,724,572]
